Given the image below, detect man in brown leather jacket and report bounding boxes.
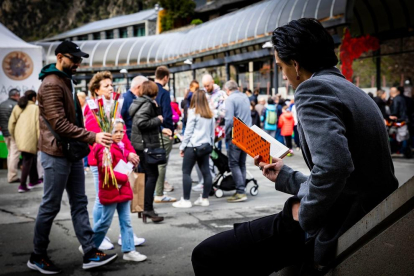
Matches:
[27,41,117,275]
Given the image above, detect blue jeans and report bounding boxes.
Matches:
[275,128,285,145]
[227,142,247,194]
[90,166,103,226]
[34,152,95,255]
[93,201,135,252]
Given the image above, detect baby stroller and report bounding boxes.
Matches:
[386,120,412,158]
[209,146,259,198]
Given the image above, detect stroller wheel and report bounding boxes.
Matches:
[250,186,259,196]
[215,189,224,198]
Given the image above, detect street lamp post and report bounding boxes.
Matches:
[120,68,129,91]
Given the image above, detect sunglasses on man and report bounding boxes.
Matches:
[63,54,83,63]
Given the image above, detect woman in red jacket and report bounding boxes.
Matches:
[278,105,295,156]
[93,119,147,262]
[85,71,142,250]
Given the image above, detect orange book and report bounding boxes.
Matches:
[232,117,289,164]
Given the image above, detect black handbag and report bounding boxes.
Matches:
[144,128,167,165]
[192,116,213,157]
[42,116,90,162]
[194,143,213,157]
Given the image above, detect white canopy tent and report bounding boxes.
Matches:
[0,23,43,102]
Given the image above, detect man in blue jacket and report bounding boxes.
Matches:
[154,66,176,202]
[121,75,148,140]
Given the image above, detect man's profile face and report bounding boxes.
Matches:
[203,81,214,93]
[390,88,398,99]
[59,53,81,75]
[274,50,300,89]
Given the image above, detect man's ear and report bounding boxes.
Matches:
[293,60,300,71]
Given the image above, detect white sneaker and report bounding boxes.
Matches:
[194,195,210,207]
[192,184,204,192]
[172,198,192,208]
[123,251,147,262]
[98,236,114,250]
[118,234,146,246]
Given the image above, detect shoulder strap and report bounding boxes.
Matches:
[41,115,62,143]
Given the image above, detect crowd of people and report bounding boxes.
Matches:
[0,17,411,275]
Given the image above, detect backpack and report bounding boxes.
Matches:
[266,109,277,125]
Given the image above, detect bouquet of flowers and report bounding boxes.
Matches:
[89,90,122,189]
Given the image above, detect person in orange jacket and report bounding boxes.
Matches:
[278,105,295,156]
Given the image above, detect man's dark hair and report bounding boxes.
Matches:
[246,89,252,94]
[9,88,20,98]
[368,92,374,99]
[155,66,170,80]
[268,97,275,105]
[271,18,338,73]
[397,86,404,94]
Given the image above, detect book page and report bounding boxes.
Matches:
[250,125,290,159]
[113,159,134,175]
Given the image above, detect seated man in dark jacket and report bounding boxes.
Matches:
[389,86,408,122]
[373,89,388,120]
[192,19,398,276]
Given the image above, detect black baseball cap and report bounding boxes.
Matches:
[55,41,89,58]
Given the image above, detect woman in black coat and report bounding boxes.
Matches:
[129,81,164,223]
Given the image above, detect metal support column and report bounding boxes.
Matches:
[273,59,279,95]
[375,49,381,90]
[172,72,176,98]
[225,52,230,81]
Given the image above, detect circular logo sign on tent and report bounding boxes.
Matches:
[2,51,34,81]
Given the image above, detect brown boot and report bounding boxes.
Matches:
[142,210,164,223]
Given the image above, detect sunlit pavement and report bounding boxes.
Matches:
[0,144,412,275]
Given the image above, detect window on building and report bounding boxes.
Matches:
[93,32,100,40]
[120,27,128,38]
[78,35,88,41]
[106,30,114,39]
[238,60,272,95]
[134,25,145,37]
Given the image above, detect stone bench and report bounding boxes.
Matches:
[277,176,414,275]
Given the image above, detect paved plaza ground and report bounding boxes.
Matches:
[0,144,413,276]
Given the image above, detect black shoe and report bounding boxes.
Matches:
[82,248,117,270]
[27,252,62,274]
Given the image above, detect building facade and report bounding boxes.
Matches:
[33,0,414,100]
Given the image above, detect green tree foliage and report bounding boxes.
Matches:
[0,0,142,41]
[191,19,203,25]
[159,0,196,31]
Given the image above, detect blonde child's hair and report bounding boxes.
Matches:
[112,118,125,134]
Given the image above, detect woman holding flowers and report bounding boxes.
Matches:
[85,71,143,250]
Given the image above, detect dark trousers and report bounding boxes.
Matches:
[284,135,293,149]
[182,146,212,199]
[294,125,300,148]
[228,143,247,194]
[137,150,159,211]
[21,152,39,186]
[192,198,308,276]
[34,152,95,255]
